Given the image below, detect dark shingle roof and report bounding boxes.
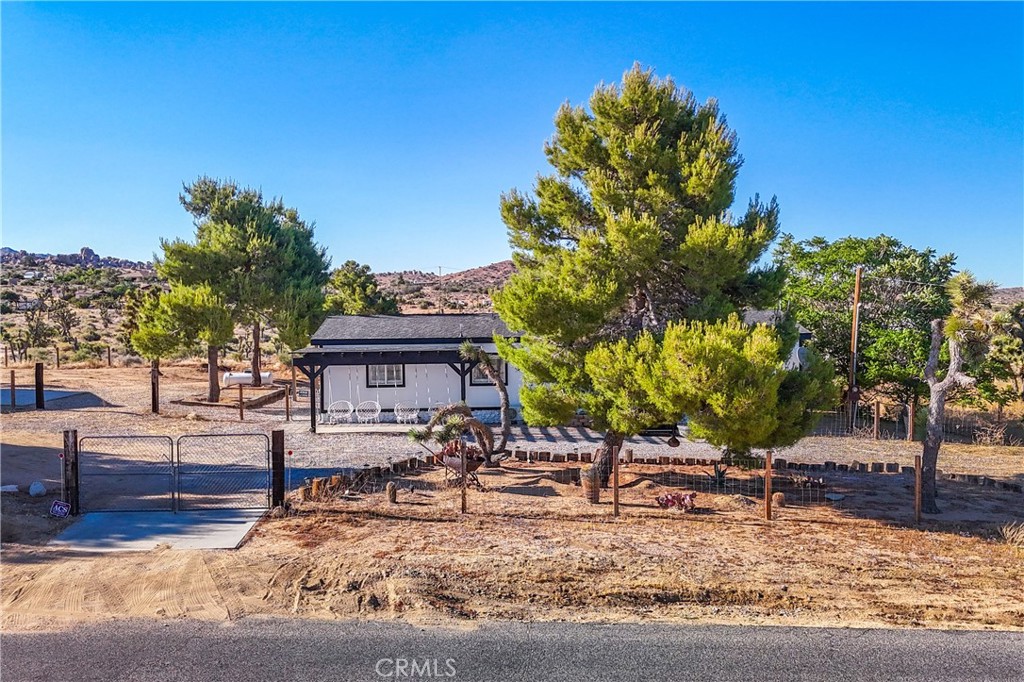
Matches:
[312,313,514,345]
[743,309,810,335]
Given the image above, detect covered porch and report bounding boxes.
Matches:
[291,344,494,433]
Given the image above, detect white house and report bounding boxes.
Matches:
[292,311,809,433]
[292,314,522,432]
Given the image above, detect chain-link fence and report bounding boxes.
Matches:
[78,435,175,511]
[176,434,270,510]
[810,403,1022,445]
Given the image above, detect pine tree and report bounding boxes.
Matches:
[160,177,330,386]
[494,64,785,483]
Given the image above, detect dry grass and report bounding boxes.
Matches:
[1000,522,1024,549]
[247,461,1023,630]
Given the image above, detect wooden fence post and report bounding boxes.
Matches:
[34,362,44,409]
[271,429,285,508]
[873,400,881,440]
[3,345,8,367]
[150,361,159,414]
[291,364,297,400]
[908,397,918,442]
[107,346,112,367]
[765,452,773,521]
[612,445,620,518]
[62,429,80,515]
[285,386,291,422]
[9,370,16,410]
[238,384,244,421]
[914,454,922,524]
[54,346,60,369]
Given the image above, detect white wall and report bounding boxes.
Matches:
[322,358,523,411]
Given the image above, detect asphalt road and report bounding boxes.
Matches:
[2,618,1022,682]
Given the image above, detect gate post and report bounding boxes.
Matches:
[150,361,160,414]
[62,429,80,515]
[35,362,45,409]
[271,430,285,507]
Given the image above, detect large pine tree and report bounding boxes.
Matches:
[160,177,330,386]
[494,64,786,483]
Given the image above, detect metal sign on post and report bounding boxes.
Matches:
[49,500,71,518]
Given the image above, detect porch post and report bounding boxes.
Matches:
[319,373,326,414]
[309,366,317,433]
[460,362,467,402]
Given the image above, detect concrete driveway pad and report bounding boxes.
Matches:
[49,509,265,551]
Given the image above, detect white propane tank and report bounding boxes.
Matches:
[222,371,273,387]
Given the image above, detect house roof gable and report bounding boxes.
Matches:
[311,313,514,345]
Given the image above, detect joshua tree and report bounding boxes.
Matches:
[920,273,995,513]
[459,341,512,455]
[408,403,498,464]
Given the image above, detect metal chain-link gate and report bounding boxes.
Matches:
[176,434,270,510]
[77,433,270,512]
[79,436,175,512]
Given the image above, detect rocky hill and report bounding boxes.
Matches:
[1,246,152,270]
[376,260,515,313]
[992,287,1024,310]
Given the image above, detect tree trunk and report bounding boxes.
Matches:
[921,388,944,514]
[207,344,221,403]
[485,364,511,463]
[458,346,512,465]
[593,430,624,488]
[251,321,262,387]
[920,318,975,514]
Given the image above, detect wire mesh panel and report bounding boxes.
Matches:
[645,469,825,507]
[176,434,270,510]
[79,436,175,512]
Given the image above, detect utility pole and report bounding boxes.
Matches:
[848,266,863,431]
[435,265,454,315]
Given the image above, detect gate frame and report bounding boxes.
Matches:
[76,434,176,512]
[175,433,271,511]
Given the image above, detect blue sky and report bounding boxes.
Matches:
[3,2,1022,286]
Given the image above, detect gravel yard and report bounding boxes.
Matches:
[2,363,1022,482]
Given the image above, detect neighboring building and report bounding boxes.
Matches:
[742,310,813,370]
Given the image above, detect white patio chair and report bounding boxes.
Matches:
[327,400,354,425]
[394,402,420,424]
[356,400,382,424]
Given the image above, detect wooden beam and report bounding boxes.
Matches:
[460,362,467,402]
[309,370,317,433]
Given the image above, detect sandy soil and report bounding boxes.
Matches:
[2,366,1022,632]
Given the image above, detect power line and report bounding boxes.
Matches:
[862,274,947,289]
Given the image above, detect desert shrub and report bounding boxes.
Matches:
[27,347,51,363]
[69,342,105,363]
[122,354,146,367]
[1000,521,1024,549]
[0,303,11,315]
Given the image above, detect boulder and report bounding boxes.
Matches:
[28,481,47,497]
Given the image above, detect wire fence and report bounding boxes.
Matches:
[810,403,1022,446]
[636,469,826,507]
